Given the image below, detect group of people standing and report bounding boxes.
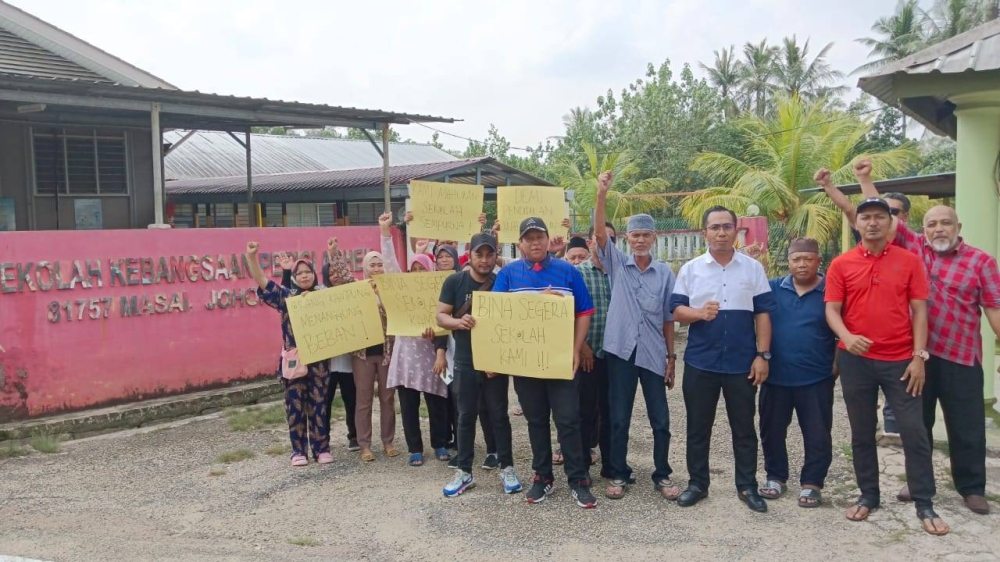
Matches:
[246,158,1000,536]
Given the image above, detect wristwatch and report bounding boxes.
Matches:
[756,351,772,361]
[913,350,930,361]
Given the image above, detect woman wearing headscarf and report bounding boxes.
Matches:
[352,236,397,463]
[380,227,452,466]
[247,242,333,467]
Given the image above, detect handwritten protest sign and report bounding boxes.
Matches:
[374,271,452,336]
[471,292,574,380]
[408,180,484,241]
[286,281,383,364]
[496,185,568,244]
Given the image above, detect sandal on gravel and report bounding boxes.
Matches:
[317,452,334,465]
[605,479,629,499]
[361,450,375,463]
[917,508,950,536]
[845,497,878,521]
[384,445,400,458]
[290,454,308,467]
[655,479,682,501]
[552,449,564,465]
[759,479,786,500]
[408,453,424,467]
[798,488,822,508]
[435,447,452,462]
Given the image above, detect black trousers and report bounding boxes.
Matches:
[448,381,497,453]
[838,353,935,509]
[453,363,513,473]
[514,374,591,484]
[683,363,759,492]
[577,357,604,465]
[924,356,986,497]
[326,370,357,441]
[759,378,834,488]
[397,387,450,454]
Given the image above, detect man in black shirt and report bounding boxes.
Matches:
[438,233,522,497]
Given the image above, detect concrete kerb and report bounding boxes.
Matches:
[0,380,282,442]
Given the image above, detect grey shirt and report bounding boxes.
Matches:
[596,238,676,376]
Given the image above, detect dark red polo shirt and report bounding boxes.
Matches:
[824,243,929,362]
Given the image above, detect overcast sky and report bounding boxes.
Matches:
[18,0,895,152]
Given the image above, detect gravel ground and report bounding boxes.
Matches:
[1,353,999,562]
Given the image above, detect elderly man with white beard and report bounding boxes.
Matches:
[850,162,1000,516]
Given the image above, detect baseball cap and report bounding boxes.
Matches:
[469,232,497,252]
[519,217,548,239]
[856,197,891,214]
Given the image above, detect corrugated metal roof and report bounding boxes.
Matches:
[0,27,110,82]
[163,130,458,180]
[800,172,955,198]
[165,158,490,195]
[858,19,1000,138]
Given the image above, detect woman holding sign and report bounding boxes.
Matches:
[380,220,452,466]
[353,244,397,463]
[246,242,334,468]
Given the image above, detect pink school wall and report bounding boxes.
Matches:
[0,226,405,422]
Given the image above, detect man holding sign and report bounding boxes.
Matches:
[490,217,597,509]
[593,171,680,503]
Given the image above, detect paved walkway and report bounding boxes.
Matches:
[0,359,998,562]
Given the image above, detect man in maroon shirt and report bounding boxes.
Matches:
[851,162,1000,515]
[825,195,949,536]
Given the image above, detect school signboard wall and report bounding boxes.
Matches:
[0,226,405,422]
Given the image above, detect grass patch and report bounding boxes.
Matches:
[837,443,853,462]
[896,473,908,483]
[932,440,950,455]
[0,441,28,459]
[331,395,345,420]
[264,443,291,457]
[287,537,321,547]
[29,433,62,454]
[225,404,285,432]
[419,403,429,418]
[215,449,255,464]
[208,467,227,477]
[985,492,1000,503]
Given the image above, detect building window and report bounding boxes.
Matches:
[347,201,403,225]
[32,128,128,195]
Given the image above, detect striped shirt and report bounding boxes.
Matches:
[595,240,676,376]
[493,256,594,317]
[577,259,611,358]
[670,251,776,374]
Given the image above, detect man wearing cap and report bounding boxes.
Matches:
[670,205,777,513]
[825,194,949,535]
[492,216,597,508]
[564,236,591,266]
[593,172,680,502]
[757,238,836,508]
[849,160,1000,516]
[437,233,522,498]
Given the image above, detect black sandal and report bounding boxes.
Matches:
[845,497,879,521]
[798,488,822,508]
[917,507,950,536]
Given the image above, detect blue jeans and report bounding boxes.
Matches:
[607,351,673,483]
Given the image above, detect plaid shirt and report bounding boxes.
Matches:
[895,224,1000,366]
[577,260,611,358]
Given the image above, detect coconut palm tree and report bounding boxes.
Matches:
[699,46,743,118]
[922,0,994,42]
[551,143,669,226]
[854,0,925,75]
[679,95,918,247]
[738,39,779,117]
[772,36,847,100]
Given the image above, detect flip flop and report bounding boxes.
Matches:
[798,488,822,508]
[408,453,424,467]
[759,479,786,500]
[917,508,950,536]
[384,446,400,458]
[435,447,452,462]
[361,450,375,463]
[845,497,878,521]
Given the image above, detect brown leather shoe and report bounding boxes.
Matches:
[964,495,990,515]
[896,485,912,502]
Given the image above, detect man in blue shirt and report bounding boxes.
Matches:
[757,238,836,509]
[593,171,679,502]
[493,217,597,509]
[670,205,777,513]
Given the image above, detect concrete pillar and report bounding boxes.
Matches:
[953,93,1000,405]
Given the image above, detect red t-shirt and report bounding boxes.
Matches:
[824,244,929,361]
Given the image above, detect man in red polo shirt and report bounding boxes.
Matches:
[849,161,1000,516]
[825,195,949,536]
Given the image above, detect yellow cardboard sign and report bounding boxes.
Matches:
[496,185,567,244]
[286,281,384,364]
[374,271,453,336]
[408,180,484,241]
[471,292,575,380]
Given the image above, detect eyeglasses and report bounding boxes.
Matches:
[889,208,901,216]
[707,224,736,233]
